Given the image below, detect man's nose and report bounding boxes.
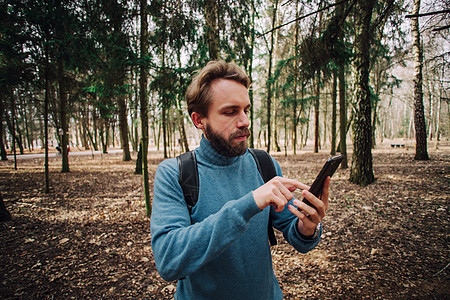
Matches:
[237,111,250,128]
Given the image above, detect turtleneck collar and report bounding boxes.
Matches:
[196,135,244,166]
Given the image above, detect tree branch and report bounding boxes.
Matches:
[405,9,450,18]
[257,0,350,38]
[432,25,450,32]
[370,0,395,34]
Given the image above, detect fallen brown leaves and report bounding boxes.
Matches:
[0,146,449,299]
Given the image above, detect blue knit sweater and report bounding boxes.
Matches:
[151,137,320,299]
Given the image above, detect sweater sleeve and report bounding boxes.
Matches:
[150,158,262,282]
[269,159,321,253]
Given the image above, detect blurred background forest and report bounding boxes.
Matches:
[1,0,449,185]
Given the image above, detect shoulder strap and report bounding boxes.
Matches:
[177,151,199,212]
[248,148,278,246]
[248,148,277,182]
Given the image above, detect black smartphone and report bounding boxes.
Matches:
[302,154,344,208]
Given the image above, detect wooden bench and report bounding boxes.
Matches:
[390,143,405,148]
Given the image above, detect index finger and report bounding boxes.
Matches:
[276,177,309,192]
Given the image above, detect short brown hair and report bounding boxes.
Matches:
[185,60,250,118]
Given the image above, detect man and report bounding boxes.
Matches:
[151,60,330,299]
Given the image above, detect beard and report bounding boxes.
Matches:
[204,125,250,157]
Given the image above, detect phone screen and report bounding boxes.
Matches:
[302,154,344,208]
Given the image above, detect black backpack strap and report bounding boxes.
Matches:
[248,148,278,246]
[177,151,199,213]
[248,148,276,183]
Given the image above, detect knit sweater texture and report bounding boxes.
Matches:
[150,137,320,299]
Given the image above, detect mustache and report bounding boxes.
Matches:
[230,128,251,139]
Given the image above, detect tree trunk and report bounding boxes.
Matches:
[411,0,429,160]
[156,119,161,150]
[118,96,131,161]
[55,0,70,172]
[338,67,348,169]
[299,85,306,149]
[0,93,7,160]
[372,95,379,148]
[371,66,384,148]
[132,82,139,152]
[44,41,50,193]
[161,47,168,158]
[314,72,320,153]
[0,192,11,222]
[248,1,256,149]
[292,0,300,155]
[427,87,433,140]
[323,83,328,149]
[58,58,69,172]
[331,70,337,155]
[205,0,220,60]
[5,100,24,157]
[178,109,189,152]
[304,106,311,148]
[100,120,108,154]
[21,97,33,152]
[91,104,99,151]
[266,0,278,153]
[274,101,281,152]
[81,101,89,150]
[350,0,375,186]
[162,100,168,158]
[10,88,18,169]
[434,94,441,150]
[135,141,142,175]
[140,0,151,216]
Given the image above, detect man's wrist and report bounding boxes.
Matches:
[299,223,321,240]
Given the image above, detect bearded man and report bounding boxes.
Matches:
[150,60,330,299]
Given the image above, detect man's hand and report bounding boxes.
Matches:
[288,176,330,237]
[253,177,308,212]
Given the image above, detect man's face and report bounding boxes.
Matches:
[196,78,251,157]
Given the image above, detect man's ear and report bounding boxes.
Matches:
[191,112,205,129]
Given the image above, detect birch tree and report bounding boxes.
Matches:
[411,0,429,160]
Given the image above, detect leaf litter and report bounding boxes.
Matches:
[0,147,448,299]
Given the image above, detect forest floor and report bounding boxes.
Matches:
[0,141,449,299]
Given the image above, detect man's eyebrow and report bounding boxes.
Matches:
[220,104,251,111]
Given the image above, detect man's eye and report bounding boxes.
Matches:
[224,111,235,116]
